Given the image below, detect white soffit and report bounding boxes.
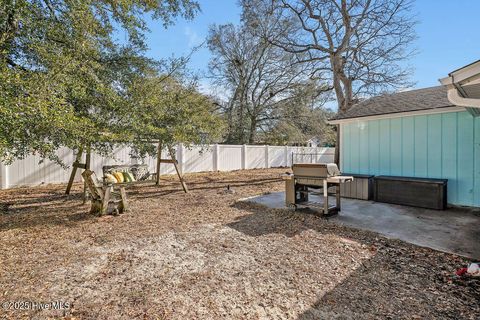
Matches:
[462,83,480,99]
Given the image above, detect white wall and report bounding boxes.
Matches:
[0,145,335,189]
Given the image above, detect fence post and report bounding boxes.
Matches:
[241,145,247,169]
[176,143,185,175]
[213,144,219,171]
[265,145,269,169]
[0,162,8,189]
[284,146,289,167]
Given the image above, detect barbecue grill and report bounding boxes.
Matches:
[282,163,353,215]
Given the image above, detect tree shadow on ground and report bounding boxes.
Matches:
[130,177,281,199]
[0,190,95,231]
[227,201,479,319]
[229,201,332,238]
[295,250,479,320]
[0,208,95,232]
[1,192,83,208]
[0,176,281,232]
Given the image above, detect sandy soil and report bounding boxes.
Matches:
[0,168,478,319]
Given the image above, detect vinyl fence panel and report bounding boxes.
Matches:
[6,147,77,188]
[218,145,243,171]
[268,146,287,168]
[183,146,214,173]
[246,145,265,169]
[0,144,335,189]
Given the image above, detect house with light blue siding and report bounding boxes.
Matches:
[330,60,480,207]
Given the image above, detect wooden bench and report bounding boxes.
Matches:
[66,143,188,201]
[81,169,128,216]
[102,160,188,193]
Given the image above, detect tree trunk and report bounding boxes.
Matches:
[331,54,354,167]
[331,54,348,113]
[237,93,247,144]
[248,116,257,144]
[227,86,242,143]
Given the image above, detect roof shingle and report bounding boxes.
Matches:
[334,86,454,120]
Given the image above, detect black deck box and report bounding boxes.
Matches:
[374,176,448,210]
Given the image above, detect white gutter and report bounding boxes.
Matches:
[439,76,480,108]
[446,85,480,108]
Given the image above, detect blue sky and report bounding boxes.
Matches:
[139,0,479,91]
[142,0,241,82]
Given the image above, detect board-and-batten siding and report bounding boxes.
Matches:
[341,111,480,207]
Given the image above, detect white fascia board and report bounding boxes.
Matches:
[442,60,480,85]
[328,106,465,125]
[439,76,453,86]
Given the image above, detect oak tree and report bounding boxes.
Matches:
[260,0,417,113]
[0,0,208,164]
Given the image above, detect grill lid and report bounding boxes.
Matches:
[292,163,340,178]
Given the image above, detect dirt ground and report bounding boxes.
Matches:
[0,168,478,319]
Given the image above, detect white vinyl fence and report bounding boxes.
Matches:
[0,145,335,189]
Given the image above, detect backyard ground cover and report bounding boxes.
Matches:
[0,168,478,319]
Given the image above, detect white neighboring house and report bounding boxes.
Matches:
[306,137,321,147]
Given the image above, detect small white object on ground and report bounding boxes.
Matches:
[467,263,480,276]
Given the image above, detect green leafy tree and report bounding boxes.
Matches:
[125,75,225,157]
[0,0,202,164]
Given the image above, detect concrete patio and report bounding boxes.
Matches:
[244,191,480,259]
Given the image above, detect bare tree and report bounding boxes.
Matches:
[207,24,251,143]
[252,0,416,113]
[262,81,337,146]
[207,17,324,143]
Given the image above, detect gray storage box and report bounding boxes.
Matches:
[340,173,374,200]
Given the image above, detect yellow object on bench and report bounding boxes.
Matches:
[113,171,124,183]
[104,173,117,184]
